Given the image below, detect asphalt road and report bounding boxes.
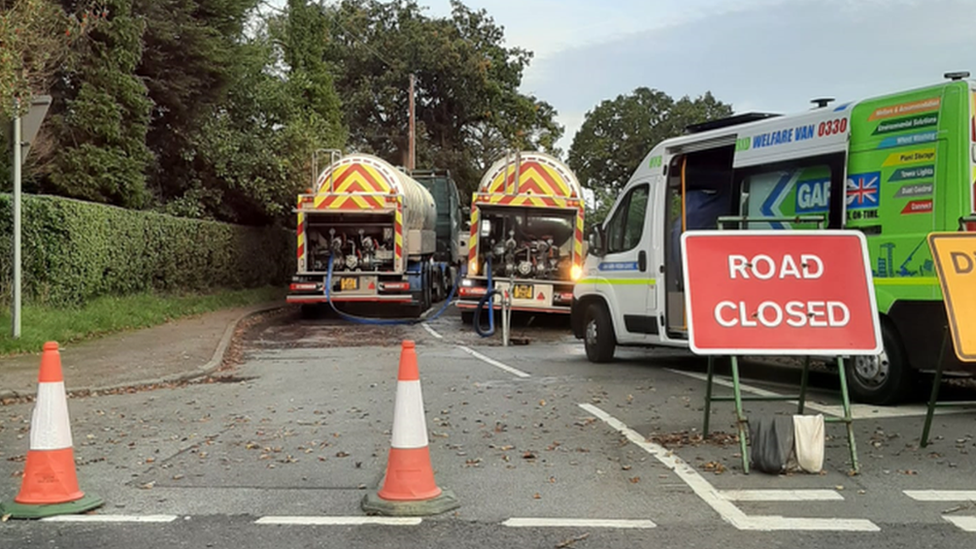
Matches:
[2,305,976,548]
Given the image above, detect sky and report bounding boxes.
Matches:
[265,0,976,159]
[420,0,976,156]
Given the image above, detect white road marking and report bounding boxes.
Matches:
[580,403,880,532]
[904,490,976,501]
[503,518,656,528]
[40,515,178,523]
[667,369,976,419]
[421,322,443,339]
[719,489,844,501]
[945,516,976,532]
[254,516,422,526]
[456,345,530,378]
[737,516,881,531]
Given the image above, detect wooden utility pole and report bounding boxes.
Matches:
[408,73,416,172]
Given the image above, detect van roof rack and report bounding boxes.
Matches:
[684,112,782,134]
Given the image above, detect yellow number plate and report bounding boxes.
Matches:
[512,284,533,300]
[340,277,359,291]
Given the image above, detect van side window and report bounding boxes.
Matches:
[606,184,649,253]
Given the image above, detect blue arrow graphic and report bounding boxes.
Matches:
[759,173,794,230]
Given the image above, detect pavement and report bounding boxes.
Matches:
[0,302,287,401]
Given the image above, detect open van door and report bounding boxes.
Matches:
[663,146,737,339]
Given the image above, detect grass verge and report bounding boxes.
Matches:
[0,286,286,356]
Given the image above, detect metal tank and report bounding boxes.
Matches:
[314,153,436,231]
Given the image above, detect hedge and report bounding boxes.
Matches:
[0,194,295,308]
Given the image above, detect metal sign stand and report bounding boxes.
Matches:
[696,214,859,475]
[920,216,976,447]
[701,355,859,474]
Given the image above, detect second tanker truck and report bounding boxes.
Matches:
[457,150,586,322]
[287,151,457,317]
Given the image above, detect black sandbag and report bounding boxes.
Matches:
[748,415,795,474]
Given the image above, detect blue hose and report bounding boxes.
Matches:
[322,254,460,326]
[473,256,498,337]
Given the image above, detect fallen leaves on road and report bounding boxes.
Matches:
[555,533,589,548]
[649,430,737,449]
[701,461,726,474]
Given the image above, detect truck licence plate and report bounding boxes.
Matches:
[340,277,359,291]
[512,284,534,300]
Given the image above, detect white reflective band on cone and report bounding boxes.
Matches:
[29,381,74,450]
[390,380,429,449]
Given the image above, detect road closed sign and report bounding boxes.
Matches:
[927,233,976,362]
[680,230,883,356]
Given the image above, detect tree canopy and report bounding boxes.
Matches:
[568,87,733,227]
[4,1,732,232]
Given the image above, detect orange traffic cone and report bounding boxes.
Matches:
[361,340,459,516]
[0,342,103,519]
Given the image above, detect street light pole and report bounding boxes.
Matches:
[11,99,22,338]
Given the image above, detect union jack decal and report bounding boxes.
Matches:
[846,172,880,210]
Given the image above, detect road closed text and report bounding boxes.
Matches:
[716,253,847,328]
[714,300,849,328]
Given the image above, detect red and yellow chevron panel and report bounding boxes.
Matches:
[574,210,584,268]
[482,159,579,198]
[318,161,393,194]
[308,194,390,210]
[473,194,581,208]
[394,200,404,267]
[297,198,306,268]
[468,207,480,269]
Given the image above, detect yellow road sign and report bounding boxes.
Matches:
[927,232,976,362]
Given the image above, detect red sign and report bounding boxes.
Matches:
[679,230,882,356]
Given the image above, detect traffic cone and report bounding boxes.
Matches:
[361,340,459,516]
[0,342,103,519]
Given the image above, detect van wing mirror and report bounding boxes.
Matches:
[587,226,605,257]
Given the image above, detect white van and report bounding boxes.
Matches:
[570,76,976,405]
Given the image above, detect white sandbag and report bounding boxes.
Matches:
[792,414,825,473]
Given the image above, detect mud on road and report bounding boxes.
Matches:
[237,303,578,355]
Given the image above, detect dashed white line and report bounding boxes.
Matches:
[421,322,443,339]
[40,515,178,523]
[944,516,976,532]
[456,345,530,378]
[579,403,880,532]
[503,518,656,528]
[254,516,422,526]
[719,489,844,502]
[904,490,976,501]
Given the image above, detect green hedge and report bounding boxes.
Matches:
[0,194,295,308]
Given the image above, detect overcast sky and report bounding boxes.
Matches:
[266,0,976,159]
[423,0,976,157]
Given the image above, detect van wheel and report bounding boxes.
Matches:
[583,301,615,363]
[845,321,916,405]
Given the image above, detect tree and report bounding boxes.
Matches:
[568,87,733,228]
[0,0,101,118]
[160,0,347,225]
[0,0,104,188]
[133,0,262,208]
[323,0,562,197]
[39,0,153,208]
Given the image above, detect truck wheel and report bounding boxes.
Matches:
[583,301,615,363]
[460,311,474,324]
[845,321,916,405]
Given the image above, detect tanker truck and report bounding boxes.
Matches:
[287,151,442,317]
[457,150,586,322]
